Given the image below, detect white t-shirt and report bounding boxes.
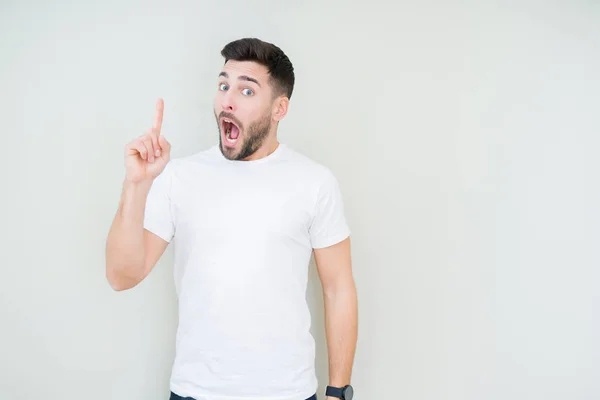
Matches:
[143,143,351,400]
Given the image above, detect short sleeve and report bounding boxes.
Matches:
[309,170,351,249]
[143,162,175,243]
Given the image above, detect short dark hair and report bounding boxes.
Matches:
[221,38,295,100]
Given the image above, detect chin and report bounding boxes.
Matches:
[219,138,242,160]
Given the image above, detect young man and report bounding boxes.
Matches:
[105,38,357,400]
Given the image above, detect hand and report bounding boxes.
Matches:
[124,98,171,184]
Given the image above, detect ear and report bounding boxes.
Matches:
[272,96,289,122]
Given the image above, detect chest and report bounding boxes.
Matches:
[172,170,316,247]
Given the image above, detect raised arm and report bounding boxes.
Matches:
[105,99,172,291]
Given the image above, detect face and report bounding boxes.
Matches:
[214,60,288,161]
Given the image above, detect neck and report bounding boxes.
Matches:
[243,135,280,161]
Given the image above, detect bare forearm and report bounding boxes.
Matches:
[105,180,151,288]
[323,279,358,388]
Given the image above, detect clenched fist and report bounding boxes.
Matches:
[125,98,171,183]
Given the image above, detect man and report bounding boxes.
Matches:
[105,38,357,400]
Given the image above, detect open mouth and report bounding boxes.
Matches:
[221,118,240,146]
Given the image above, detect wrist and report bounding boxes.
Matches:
[118,178,153,217]
[123,178,153,191]
[325,384,354,400]
[121,179,153,204]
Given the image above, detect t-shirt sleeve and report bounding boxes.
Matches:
[143,161,176,243]
[309,169,351,249]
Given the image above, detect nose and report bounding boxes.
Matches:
[221,91,236,113]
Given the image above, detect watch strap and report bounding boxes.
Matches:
[326,386,344,398]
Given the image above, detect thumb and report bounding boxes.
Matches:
[159,135,171,158]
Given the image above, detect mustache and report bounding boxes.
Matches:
[218,111,243,130]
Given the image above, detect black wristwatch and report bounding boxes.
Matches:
[326,385,354,399]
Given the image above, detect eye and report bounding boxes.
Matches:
[242,88,254,96]
[219,83,229,91]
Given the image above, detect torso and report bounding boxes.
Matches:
[163,144,332,400]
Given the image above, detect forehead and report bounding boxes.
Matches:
[220,60,270,83]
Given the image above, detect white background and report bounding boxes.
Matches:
[1,1,599,399]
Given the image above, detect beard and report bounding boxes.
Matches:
[216,109,272,161]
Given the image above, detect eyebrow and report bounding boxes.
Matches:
[219,71,261,87]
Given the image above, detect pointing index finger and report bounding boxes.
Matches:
[153,98,164,134]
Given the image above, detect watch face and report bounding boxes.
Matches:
[343,385,354,400]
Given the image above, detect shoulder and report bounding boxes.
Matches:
[279,145,339,186]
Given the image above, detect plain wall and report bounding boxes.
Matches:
[1,1,599,399]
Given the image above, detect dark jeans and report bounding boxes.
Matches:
[170,391,317,400]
